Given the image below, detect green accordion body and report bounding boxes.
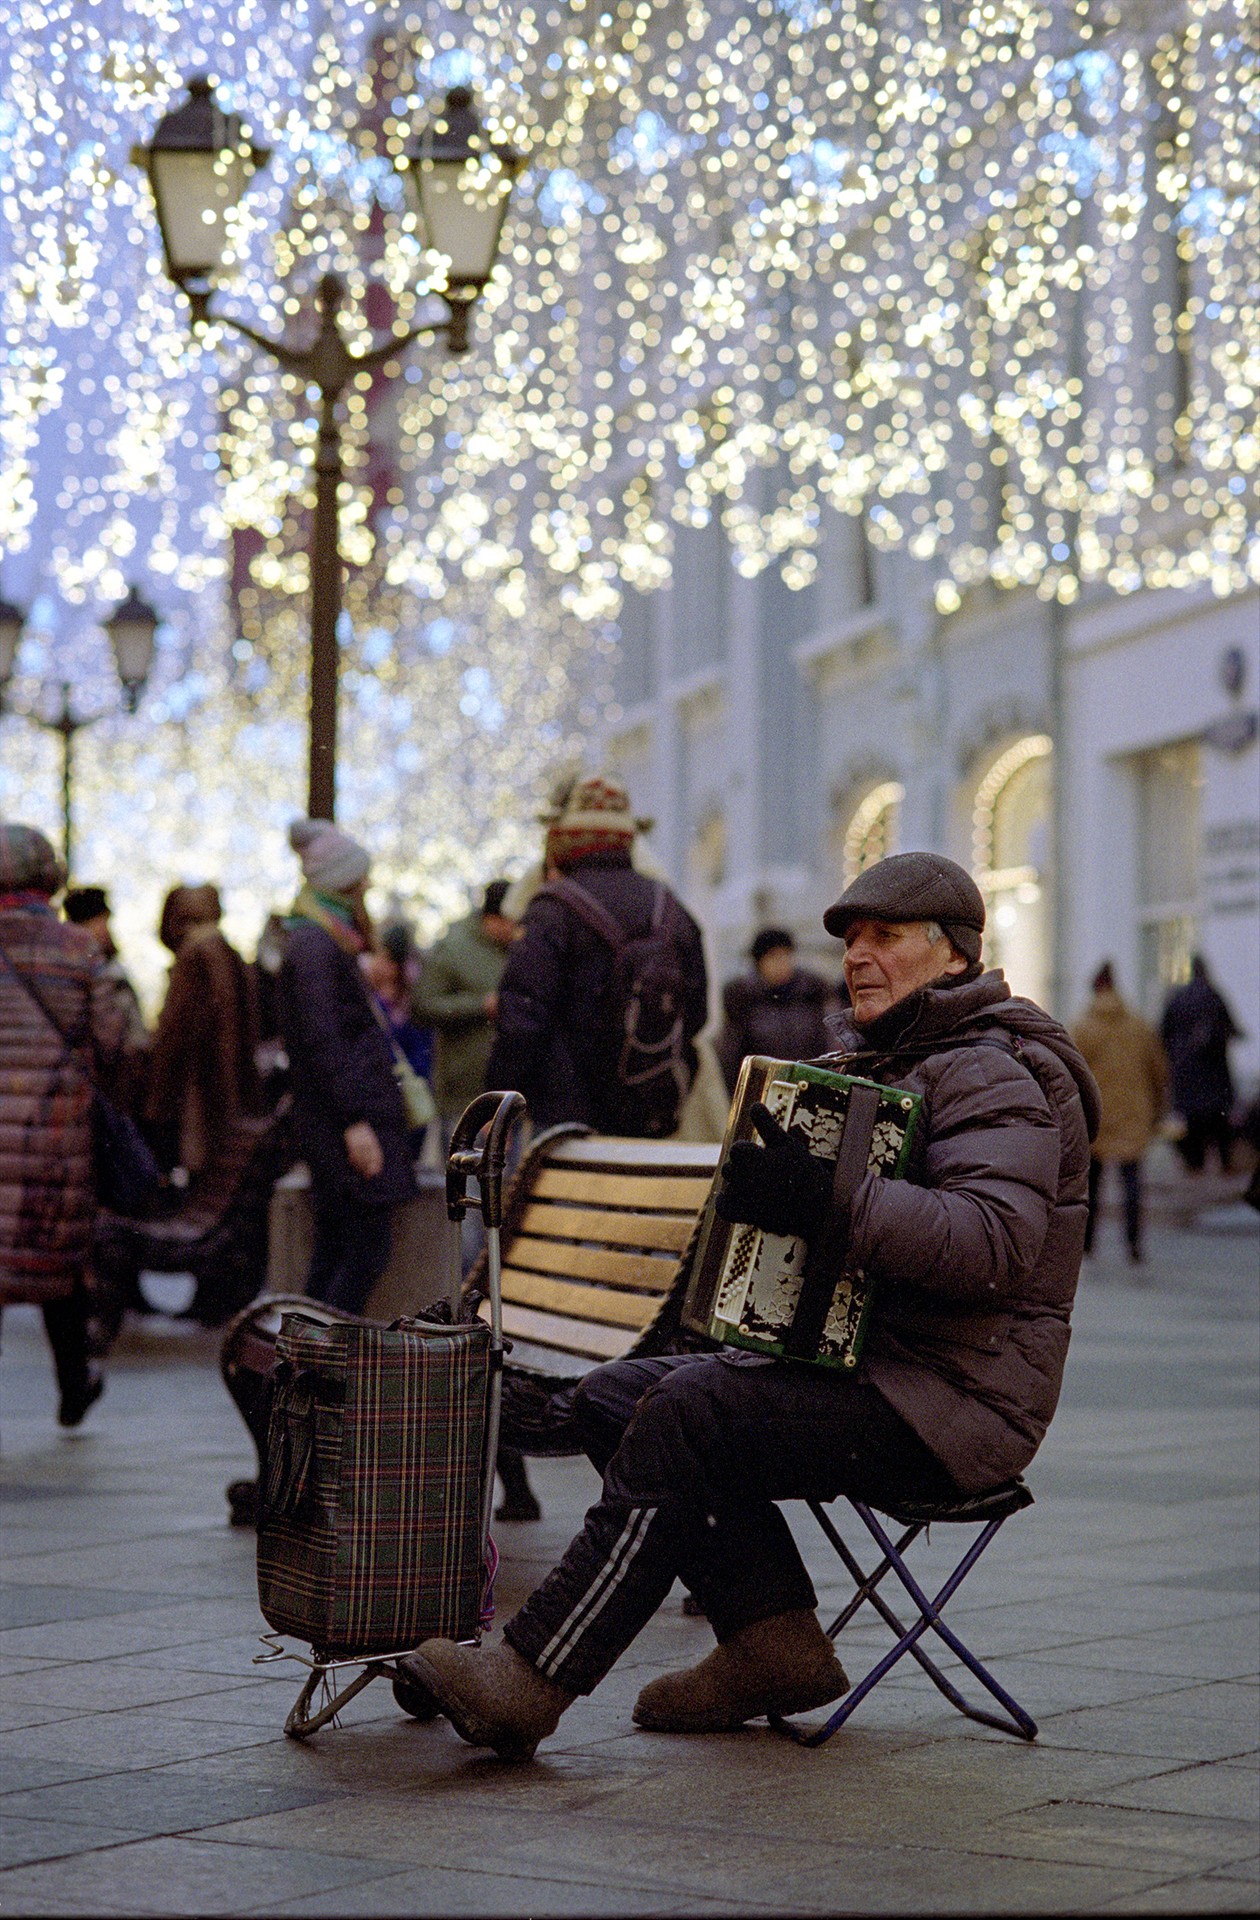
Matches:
[681,1056,921,1371]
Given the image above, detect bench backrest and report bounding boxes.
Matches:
[484,1133,720,1367]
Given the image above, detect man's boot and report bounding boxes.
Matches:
[396,1638,574,1761]
[632,1609,849,1733]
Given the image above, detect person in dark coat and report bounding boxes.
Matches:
[486,775,708,1135]
[716,927,839,1092]
[277,819,416,1314]
[1,825,135,1425]
[395,851,1100,1760]
[1160,955,1243,1173]
[145,883,260,1178]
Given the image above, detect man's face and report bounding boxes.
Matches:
[755,945,795,988]
[842,918,967,1026]
[82,912,114,959]
[481,911,518,949]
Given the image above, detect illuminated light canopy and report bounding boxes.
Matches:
[0,2,1256,944]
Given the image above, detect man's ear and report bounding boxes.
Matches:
[943,945,969,978]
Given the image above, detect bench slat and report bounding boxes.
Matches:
[499,1268,661,1330]
[505,1236,679,1293]
[518,1203,694,1253]
[532,1167,715,1212]
[546,1138,722,1173]
[483,1300,639,1361]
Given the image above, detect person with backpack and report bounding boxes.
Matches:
[485,775,708,1138]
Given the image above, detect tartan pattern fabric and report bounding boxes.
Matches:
[257,1314,489,1657]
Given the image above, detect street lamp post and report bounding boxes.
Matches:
[133,77,521,822]
[0,586,159,878]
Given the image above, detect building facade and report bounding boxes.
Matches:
[599,503,1258,1084]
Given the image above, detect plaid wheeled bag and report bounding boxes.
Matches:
[257,1313,490,1658]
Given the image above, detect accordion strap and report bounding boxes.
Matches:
[784,1082,882,1361]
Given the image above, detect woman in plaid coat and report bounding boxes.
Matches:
[0,824,129,1425]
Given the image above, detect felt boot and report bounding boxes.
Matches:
[396,1639,574,1761]
[632,1609,849,1733]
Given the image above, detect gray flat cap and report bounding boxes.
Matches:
[824,851,986,961]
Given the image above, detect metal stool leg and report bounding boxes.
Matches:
[773,1502,1038,1745]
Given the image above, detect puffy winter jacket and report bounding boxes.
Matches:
[1,904,129,1301]
[276,922,416,1208]
[716,965,838,1093]
[825,969,1100,1494]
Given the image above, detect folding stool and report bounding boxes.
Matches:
[772,1476,1038,1745]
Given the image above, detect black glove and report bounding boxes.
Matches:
[714,1102,834,1242]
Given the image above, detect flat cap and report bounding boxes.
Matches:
[823,851,986,961]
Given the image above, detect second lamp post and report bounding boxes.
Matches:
[133,77,522,823]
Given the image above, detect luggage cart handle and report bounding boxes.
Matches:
[446,1090,526,1229]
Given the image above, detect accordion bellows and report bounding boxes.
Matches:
[257,1315,489,1657]
[682,1056,921,1371]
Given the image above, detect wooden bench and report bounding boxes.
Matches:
[463,1126,721,1422]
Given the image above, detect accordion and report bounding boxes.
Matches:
[682,1056,922,1372]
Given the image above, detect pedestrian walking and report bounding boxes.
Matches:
[62,885,150,1117]
[144,884,260,1180]
[1160,955,1243,1173]
[414,880,516,1134]
[0,825,134,1426]
[276,819,416,1314]
[1072,962,1168,1264]
[716,927,840,1093]
[486,775,708,1137]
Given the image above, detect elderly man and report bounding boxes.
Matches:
[399,852,1099,1759]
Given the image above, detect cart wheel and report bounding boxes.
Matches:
[392,1669,441,1723]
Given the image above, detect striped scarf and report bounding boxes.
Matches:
[287,883,366,956]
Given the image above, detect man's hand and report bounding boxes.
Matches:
[714,1102,833,1242]
[344,1121,384,1180]
[483,991,499,1021]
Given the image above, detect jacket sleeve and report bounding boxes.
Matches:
[484,901,569,1095]
[678,906,710,1046]
[283,937,368,1129]
[144,953,195,1124]
[848,1050,1061,1307]
[413,947,488,1029]
[87,958,133,1087]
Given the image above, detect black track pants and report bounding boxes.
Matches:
[503,1351,958,1695]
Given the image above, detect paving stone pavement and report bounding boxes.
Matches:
[0,1214,1256,1916]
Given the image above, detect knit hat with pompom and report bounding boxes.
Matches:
[288,818,371,893]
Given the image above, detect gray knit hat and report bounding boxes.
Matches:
[289,817,371,893]
[823,852,986,962]
[0,822,64,896]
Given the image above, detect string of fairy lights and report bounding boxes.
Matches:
[0,0,1256,981]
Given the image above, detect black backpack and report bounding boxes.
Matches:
[541,877,694,1138]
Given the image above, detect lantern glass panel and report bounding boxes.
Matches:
[0,606,23,685]
[409,157,512,287]
[148,148,254,279]
[107,614,157,695]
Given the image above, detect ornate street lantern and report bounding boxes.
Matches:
[103,585,160,713]
[132,75,270,298]
[403,87,522,345]
[0,595,25,692]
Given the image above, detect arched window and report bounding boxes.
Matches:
[843,781,904,887]
[972,736,1052,1003]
